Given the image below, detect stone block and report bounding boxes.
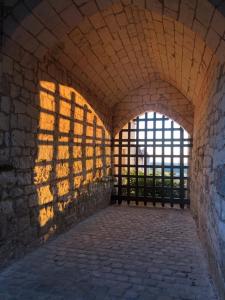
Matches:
[10,84,20,98]
[203,155,213,169]
[25,133,35,147]
[218,220,225,243]
[14,71,23,86]
[211,10,225,37]
[90,13,106,29]
[13,2,30,22]
[2,55,13,75]
[215,166,225,197]
[17,172,32,186]
[32,1,55,23]
[0,214,8,240]
[1,96,10,114]
[17,115,31,131]
[196,0,214,27]
[2,16,18,37]
[96,0,112,10]
[0,170,16,188]
[28,193,38,208]
[221,199,225,221]
[116,12,128,27]
[9,187,24,199]
[34,44,47,60]
[17,215,30,231]
[48,0,72,13]
[0,148,10,163]
[216,39,225,63]
[14,99,27,114]
[79,1,98,16]
[14,27,39,52]
[37,29,57,49]
[0,200,13,215]
[0,113,9,131]
[12,130,26,146]
[98,27,113,43]
[11,147,22,157]
[179,0,195,28]
[21,14,43,36]
[0,133,4,146]
[60,5,83,29]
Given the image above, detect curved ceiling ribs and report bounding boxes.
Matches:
[4,0,225,130]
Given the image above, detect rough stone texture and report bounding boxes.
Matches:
[0,206,218,300]
[2,1,225,298]
[113,80,194,135]
[0,32,113,266]
[3,1,225,109]
[191,62,225,299]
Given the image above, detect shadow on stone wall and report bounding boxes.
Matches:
[0,80,113,268]
[33,81,112,239]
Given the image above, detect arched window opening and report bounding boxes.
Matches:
[112,112,192,208]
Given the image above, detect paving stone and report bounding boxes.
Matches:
[0,206,218,299]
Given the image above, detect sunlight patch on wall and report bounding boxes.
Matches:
[34,81,111,228]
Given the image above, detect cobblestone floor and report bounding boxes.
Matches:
[0,206,218,300]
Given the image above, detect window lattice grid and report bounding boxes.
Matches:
[113,112,192,208]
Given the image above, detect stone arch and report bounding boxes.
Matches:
[2,0,225,110]
[3,0,225,65]
[113,80,194,136]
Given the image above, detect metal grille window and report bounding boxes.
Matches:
[112,112,192,208]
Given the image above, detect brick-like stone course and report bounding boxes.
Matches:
[191,61,225,299]
[113,80,194,135]
[3,1,225,110]
[1,28,113,267]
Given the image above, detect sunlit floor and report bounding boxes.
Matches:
[0,206,218,300]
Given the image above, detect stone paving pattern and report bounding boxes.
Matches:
[0,206,218,300]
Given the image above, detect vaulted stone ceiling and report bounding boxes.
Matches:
[5,0,225,111]
[56,3,218,107]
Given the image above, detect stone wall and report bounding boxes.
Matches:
[0,36,113,267]
[112,80,194,135]
[2,1,225,296]
[191,58,225,298]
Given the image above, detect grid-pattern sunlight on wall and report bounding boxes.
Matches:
[34,81,111,228]
[113,112,192,208]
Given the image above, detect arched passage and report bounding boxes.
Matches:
[2,0,225,109]
[1,1,225,297]
[113,111,191,208]
[113,79,194,136]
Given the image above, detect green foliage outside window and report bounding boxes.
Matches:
[121,168,181,198]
